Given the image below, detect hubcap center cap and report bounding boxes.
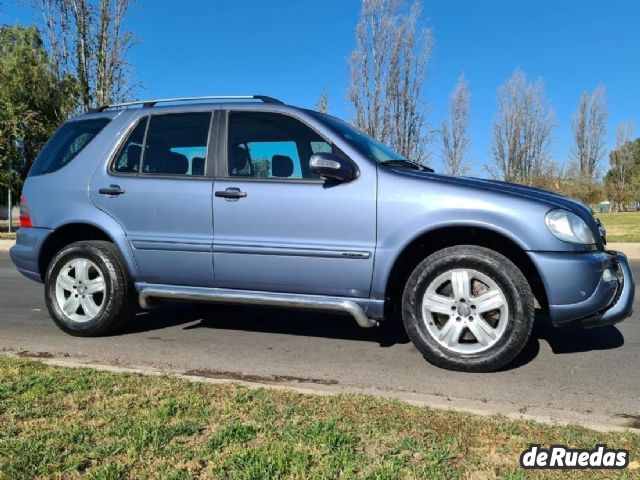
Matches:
[78,286,86,294]
[457,303,470,317]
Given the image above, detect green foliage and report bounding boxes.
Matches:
[0,24,75,197]
[605,138,640,204]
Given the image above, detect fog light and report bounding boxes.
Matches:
[602,268,614,282]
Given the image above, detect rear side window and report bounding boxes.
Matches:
[113,119,147,173]
[143,113,211,176]
[112,112,211,176]
[30,118,111,176]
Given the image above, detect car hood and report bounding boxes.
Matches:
[397,169,593,217]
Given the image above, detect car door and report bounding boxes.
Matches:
[90,110,216,287]
[211,109,376,298]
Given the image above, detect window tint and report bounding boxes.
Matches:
[141,112,211,176]
[227,112,339,180]
[30,118,111,176]
[112,118,146,173]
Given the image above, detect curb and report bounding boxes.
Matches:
[4,351,638,434]
[609,243,640,260]
[0,239,15,252]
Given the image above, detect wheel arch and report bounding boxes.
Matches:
[382,225,548,319]
[38,222,136,281]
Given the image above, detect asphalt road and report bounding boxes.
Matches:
[1,253,638,430]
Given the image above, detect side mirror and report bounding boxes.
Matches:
[309,153,355,182]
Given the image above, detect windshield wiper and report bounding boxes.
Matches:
[380,159,434,173]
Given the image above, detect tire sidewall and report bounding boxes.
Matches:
[402,247,533,371]
[45,243,122,335]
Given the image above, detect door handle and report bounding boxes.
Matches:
[98,185,125,196]
[215,188,247,200]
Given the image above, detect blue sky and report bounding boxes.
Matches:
[2,0,639,176]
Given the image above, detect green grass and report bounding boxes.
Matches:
[0,356,638,479]
[595,212,640,242]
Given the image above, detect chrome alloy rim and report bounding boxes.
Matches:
[421,269,509,354]
[55,258,106,323]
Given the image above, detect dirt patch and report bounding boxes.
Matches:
[616,413,640,429]
[183,368,338,386]
[15,350,54,359]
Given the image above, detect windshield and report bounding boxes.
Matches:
[310,111,405,163]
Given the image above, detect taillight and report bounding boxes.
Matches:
[19,195,32,228]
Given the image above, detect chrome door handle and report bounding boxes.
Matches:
[98,185,125,196]
[215,188,247,200]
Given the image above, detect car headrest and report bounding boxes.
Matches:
[125,144,142,172]
[164,152,189,175]
[192,157,205,176]
[230,145,250,175]
[272,155,294,178]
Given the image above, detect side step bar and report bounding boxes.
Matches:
[138,285,379,328]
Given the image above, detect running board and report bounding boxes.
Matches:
[138,285,379,328]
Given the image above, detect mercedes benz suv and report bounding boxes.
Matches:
[10,95,635,372]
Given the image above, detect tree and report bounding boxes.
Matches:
[315,89,330,113]
[605,122,640,207]
[440,74,470,175]
[0,25,74,198]
[570,85,607,180]
[488,69,556,186]
[348,0,433,163]
[37,0,137,111]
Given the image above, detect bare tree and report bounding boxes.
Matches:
[570,85,607,180]
[37,0,137,110]
[349,0,433,163]
[315,89,330,113]
[488,69,556,185]
[440,73,470,175]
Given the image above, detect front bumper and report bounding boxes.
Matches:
[528,250,634,328]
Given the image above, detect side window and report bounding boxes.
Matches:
[113,118,147,173]
[30,118,111,176]
[227,111,339,180]
[142,112,211,176]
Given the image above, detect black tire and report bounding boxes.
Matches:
[44,241,136,336]
[402,245,534,372]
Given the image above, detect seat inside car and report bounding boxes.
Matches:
[272,154,293,178]
[230,145,251,175]
[191,156,205,176]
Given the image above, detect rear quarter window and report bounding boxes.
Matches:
[29,118,111,176]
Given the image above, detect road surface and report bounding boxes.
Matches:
[1,253,638,430]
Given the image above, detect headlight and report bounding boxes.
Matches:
[545,209,596,244]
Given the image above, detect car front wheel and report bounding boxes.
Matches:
[402,245,534,372]
[44,241,135,336]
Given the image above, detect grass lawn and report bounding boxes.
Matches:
[595,212,640,243]
[0,356,638,479]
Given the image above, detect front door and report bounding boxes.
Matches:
[212,110,376,298]
[90,111,216,287]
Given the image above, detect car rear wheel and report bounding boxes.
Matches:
[402,245,534,372]
[45,241,135,336]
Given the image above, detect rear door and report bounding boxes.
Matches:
[211,110,376,297]
[90,110,216,286]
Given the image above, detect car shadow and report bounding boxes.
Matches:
[122,303,625,366]
[502,312,625,370]
[122,302,411,348]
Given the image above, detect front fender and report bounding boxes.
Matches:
[371,169,583,301]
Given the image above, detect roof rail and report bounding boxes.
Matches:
[89,95,284,113]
